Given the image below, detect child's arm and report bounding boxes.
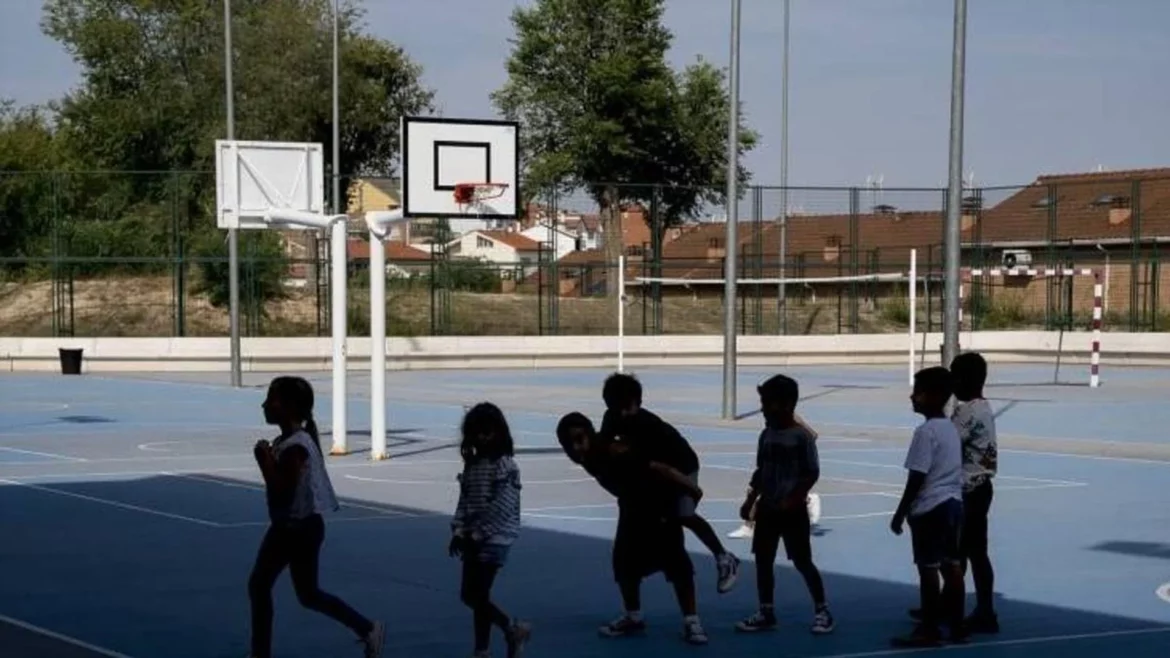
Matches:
[890,471,925,533]
[265,444,308,509]
[648,460,703,500]
[475,459,522,541]
[451,468,472,537]
[789,434,821,506]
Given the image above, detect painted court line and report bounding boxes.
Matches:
[1157,582,1170,604]
[524,510,888,523]
[815,625,1170,658]
[0,445,88,462]
[161,471,398,516]
[0,477,221,527]
[345,473,593,486]
[0,611,136,658]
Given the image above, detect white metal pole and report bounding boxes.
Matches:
[722,0,743,419]
[224,0,242,388]
[369,230,386,460]
[909,248,917,386]
[942,0,968,369]
[777,0,790,335]
[330,219,348,455]
[617,254,626,372]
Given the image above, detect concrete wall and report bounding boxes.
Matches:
[1,331,1162,374]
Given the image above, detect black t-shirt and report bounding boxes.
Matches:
[583,444,674,516]
[600,408,700,474]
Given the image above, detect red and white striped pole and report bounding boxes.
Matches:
[1091,273,1103,388]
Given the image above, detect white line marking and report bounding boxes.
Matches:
[816,625,1170,657]
[136,441,180,453]
[0,445,88,462]
[0,477,221,527]
[523,510,889,523]
[1157,582,1170,604]
[344,474,593,486]
[218,513,424,528]
[160,471,398,516]
[0,611,136,658]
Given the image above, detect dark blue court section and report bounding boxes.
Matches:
[1,365,1169,658]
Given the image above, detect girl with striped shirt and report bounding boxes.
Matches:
[449,402,531,658]
[249,376,384,658]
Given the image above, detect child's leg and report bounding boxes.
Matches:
[679,514,727,556]
[916,565,944,628]
[963,482,996,622]
[782,512,828,609]
[248,526,293,658]
[287,518,376,639]
[941,561,967,636]
[670,574,698,617]
[735,509,780,632]
[460,558,511,652]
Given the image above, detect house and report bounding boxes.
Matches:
[446,230,544,282]
[347,238,432,278]
[346,178,411,241]
[520,222,584,260]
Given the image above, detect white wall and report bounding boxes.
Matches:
[521,223,580,260]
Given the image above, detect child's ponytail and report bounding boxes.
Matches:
[304,414,322,453]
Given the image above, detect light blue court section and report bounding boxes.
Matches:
[0,446,81,464]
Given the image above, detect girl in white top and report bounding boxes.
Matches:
[248,376,384,658]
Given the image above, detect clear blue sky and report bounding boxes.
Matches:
[3,0,1169,188]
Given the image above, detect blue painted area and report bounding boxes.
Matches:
[1,370,1170,657]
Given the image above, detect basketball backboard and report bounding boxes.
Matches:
[216,140,325,230]
[400,117,520,220]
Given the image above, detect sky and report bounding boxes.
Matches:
[3,0,1170,192]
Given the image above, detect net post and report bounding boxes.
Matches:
[369,227,387,460]
[329,219,348,455]
[908,248,917,387]
[617,254,626,373]
[1091,272,1103,388]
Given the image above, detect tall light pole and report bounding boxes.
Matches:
[332,0,341,216]
[722,0,743,419]
[942,0,967,369]
[777,0,791,335]
[224,0,242,388]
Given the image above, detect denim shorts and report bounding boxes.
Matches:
[464,542,511,567]
[908,498,963,568]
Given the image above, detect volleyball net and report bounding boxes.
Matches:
[617,250,1103,387]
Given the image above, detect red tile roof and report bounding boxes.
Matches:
[347,239,431,261]
[478,230,543,252]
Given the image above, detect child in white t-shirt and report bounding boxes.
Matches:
[889,367,966,647]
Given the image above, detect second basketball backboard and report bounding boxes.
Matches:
[400,116,520,220]
[216,140,325,229]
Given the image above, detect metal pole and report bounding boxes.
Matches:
[332,0,341,215]
[942,0,967,369]
[722,0,742,419]
[224,0,242,388]
[778,0,790,335]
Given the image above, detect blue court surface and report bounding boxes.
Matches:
[1,363,1169,657]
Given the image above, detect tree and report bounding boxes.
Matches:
[492,0,758,294]
[37,0,434,308]
[0,101,60,263]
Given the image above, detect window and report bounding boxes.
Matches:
[476,236,493,249]
[1092,194,1131,209]
[1032,196,1054,209]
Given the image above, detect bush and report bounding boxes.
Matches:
[191,229,288,309]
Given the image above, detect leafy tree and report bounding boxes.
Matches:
[0,101,61,263]
[493,0,758,294]
[38,0,435,307]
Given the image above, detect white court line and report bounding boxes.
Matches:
[345,474,593,486]
[1157,582,1170,604]
[136,441,179,452]
[218,513,425,528]
[0,611,136,658]
[816,625,1170,658]
[524,510,889,523]
[819,458,1089,487]
[0,445,88,462]
[524,491,897,514]
[161,471,399,516]
[0,477,221,527]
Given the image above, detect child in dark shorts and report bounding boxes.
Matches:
[557,412,710,645]
[735,374,834,635]
[890,367,967,647]
[600,373,741,594]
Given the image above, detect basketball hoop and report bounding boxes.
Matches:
[454,182,509,214]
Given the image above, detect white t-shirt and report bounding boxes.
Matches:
[951,398,998,492]
[272,429,340,520]
[903,417,963,517]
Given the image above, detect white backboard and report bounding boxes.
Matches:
[216,140,325,230]
[401,117,520,219]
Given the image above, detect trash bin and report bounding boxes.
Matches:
[58,348,83,375]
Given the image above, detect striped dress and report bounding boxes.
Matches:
[452,456,522,546]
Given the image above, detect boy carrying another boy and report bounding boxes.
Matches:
[890,366,966,647]
[599,373,740,594]
[735,374,834,635]
[557,412,711,645]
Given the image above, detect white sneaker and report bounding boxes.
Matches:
[716,552,740,593]
[360,620,385,658]
[728,524,754,539]
[683,618,709,645]
[807,493,822,525]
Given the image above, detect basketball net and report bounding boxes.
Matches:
[454,182,508,216]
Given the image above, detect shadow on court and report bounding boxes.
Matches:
[1,473,1168,658]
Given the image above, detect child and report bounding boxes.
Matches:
[950,352,999,633]
[449,402,532,658]
[729,412,821,540]
[889,367,966,647]
[735,375,834,635]
[556,412,709,645]
[249,376,384,658]
[599,373,740,593]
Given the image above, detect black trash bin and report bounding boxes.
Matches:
[58,348,83,375]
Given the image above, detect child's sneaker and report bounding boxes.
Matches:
[716,552,740,593]
[966,611,999,634]
[506,620,532,658]
[682,618,709,645]
[598,614,646,638]
[360,621,385,658]
[734,608,777,633]
[728,524,754,539]
[890,624,942,648]
[811,606,835,634]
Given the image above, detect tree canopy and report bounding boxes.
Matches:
[492,0,758,240]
